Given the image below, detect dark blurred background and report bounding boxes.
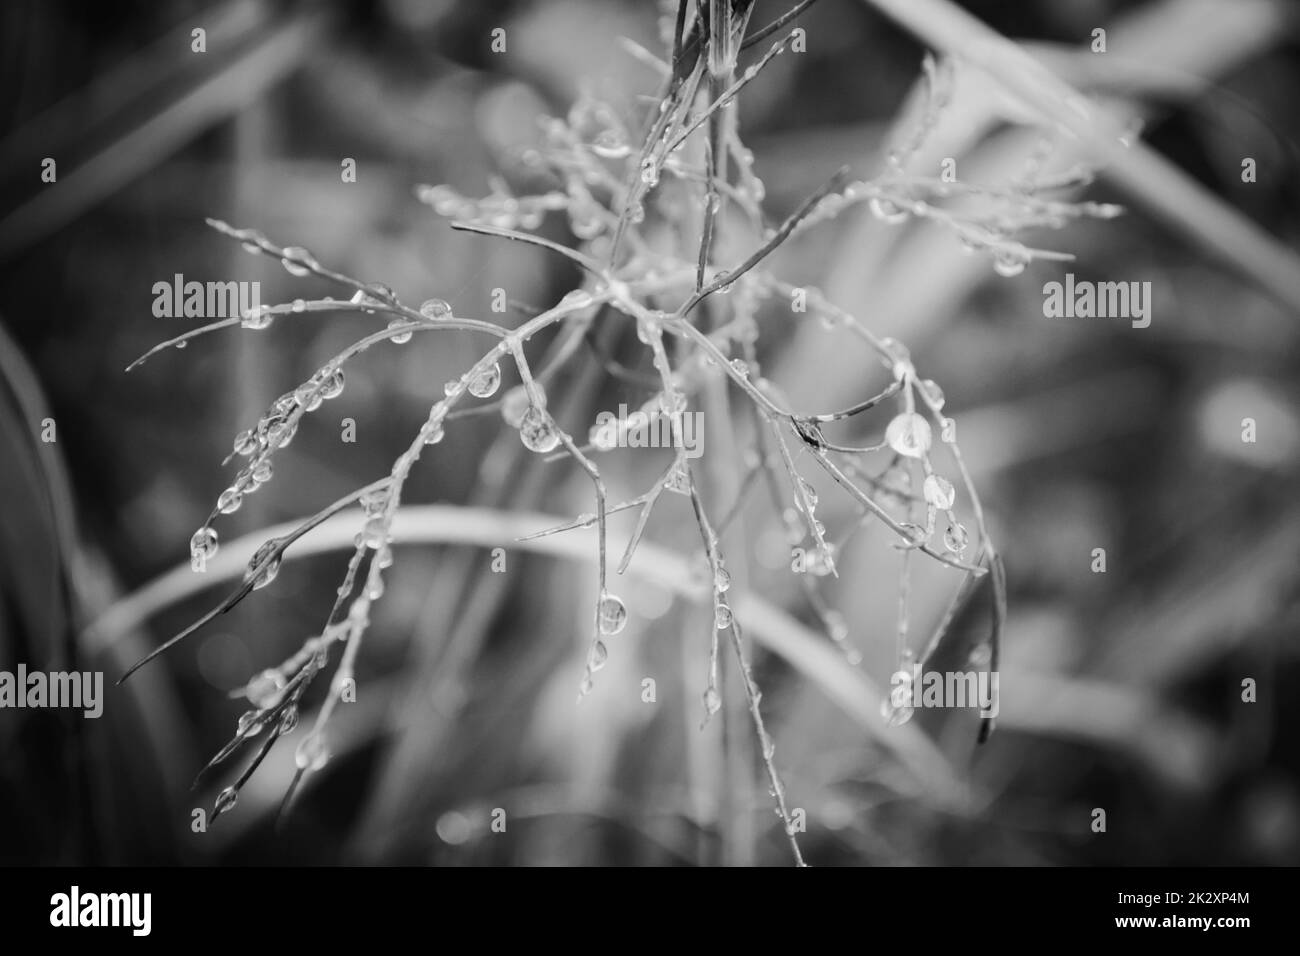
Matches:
[1,0,1298,865]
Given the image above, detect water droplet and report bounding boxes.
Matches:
[252,459,273,484]
[190,527,219,563]
[579,675,594,697]
[628,201,646,224]
[360,489,388,516]
[245,541,282,590]
[214,786,238,815]
[868,197,909,225]
[561,289,593,308]
[468,362,501,398]
[281,246,315,277]
[918,378,945,410]
[245,668,286,709]
[419,298,452,320]
[236,710,264,737]
[729,358,748,376]
[241,305,273,330]
[798,477,818,511]
[291,298,306,313]
[387,319,413,344]
[809,543,837,577]
[640,159,659,187]
[367,283,396,304]
[992,249,1027,277]
[294,381,323,412]
[313,369,341,401]
[885,412,932,458]
[714,604,733,630]
[278,705,299,735]
[703,686,722,716]
[175,340,188,349]
[422,420,445,445]
[923,474,956,510]
[941,417,957,443]
[825,611,848,643]
[592,129,628,159]
[518,405,560,453]
[598,593,628,636]
[294,733,330,772]
[217,487,242,514]
[713,565,731,593]
[943,521,969,554]
[589,639,609,671]
[233,430,257,456]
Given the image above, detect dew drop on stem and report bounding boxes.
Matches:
[703,686,722,716]
[468,362,502,398]
[246,668,286,709]
[280,246,316,277]
[713,565,731,593]
[992,249,1028,277]
[214,787,238,815]
[597,593,628,636]
[387,319,413,344]
[518,405,560,453]
[868,197,909,225]
[943,521,969,555]
[236,710,264,737]
[241,306,273,330]
[233,430,257,456]
[923,474,956,510]
[885,412,932,458]
[245,541,282,590]
[191,527,218,563]
[419,298,452,320]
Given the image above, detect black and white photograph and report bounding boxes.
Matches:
[0,0,1295,926]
